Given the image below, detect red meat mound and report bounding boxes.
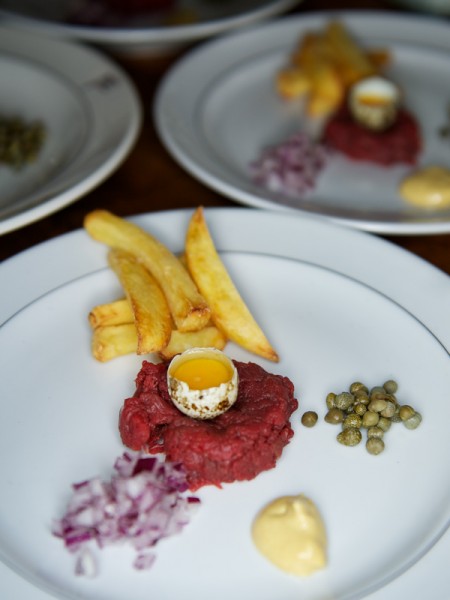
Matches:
[119,360,298,491]
[323,104,421,166]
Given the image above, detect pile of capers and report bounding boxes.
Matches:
[324,380,422,455]
[0,115,46,170]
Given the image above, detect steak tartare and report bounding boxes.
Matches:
[119,360,298,490]
[323,104,421,166]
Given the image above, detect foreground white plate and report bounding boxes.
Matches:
[0,25,141,234]
[1,253,450,600]
[154,11,450,234]
[0,208,449,600]
[0,0,302,57]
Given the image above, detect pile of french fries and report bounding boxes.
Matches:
[84,207,279,363]
[276,20,390,118]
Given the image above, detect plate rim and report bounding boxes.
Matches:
[0,24,142,235]
[0,0,302,44]
[154,10,450,235]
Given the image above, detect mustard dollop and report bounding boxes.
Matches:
[399,166,450,209]
[251,494,327,577]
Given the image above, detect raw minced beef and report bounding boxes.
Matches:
[119,361,298,491]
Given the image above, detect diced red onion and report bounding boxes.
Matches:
[250,131,328,197]
[53,452,200,576]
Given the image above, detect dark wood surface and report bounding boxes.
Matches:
[1,0,449,276]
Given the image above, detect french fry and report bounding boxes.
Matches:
[92,323,227,362]
[159,326,227,361]
[307,58,343,117]
[277,21,390,118]
[89,298,132,329]
[324,21,376,86]
[92,323,137,362]
[84,210,210,332]
[108,248,172,355]
[291,31,344,117]
[276,66,311,100]
[185,206,279,362]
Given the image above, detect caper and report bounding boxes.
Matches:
[390,406,401,423]
[399,405,416,421]
[367,426,384,439]
[343,413,362,429]
[349,381,368,394]
[366,437,385,455]
[383,379,398,394]
[368,399,387,413]
[337,427,362,447]
[370,386,386,396]
[326,392,336,409]
[403,412,422,430]
[354,390,370,404]
[354,402,367,416]
[334,392,354,411]
[362,411,379,428]
[325,407,344,424]
[381,401,396,418]
[301,411,318,427]
[377,417,392,432]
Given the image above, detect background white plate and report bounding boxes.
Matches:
[0,25,142,234]
[154,11,450,235]
[0,0,302,57]
[0,208,449,599]
[0,252,449,600]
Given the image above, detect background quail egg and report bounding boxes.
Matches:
[349,76,400,131]
[167,347,238,419]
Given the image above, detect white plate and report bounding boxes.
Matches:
[0,208,449,600]
[0,25,142,234]
[0,0,302,57]
[154,11,450,235]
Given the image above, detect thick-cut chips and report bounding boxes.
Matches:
[276,20,388,118]
[324,21,376,86]
[159,326,227,361]
[92,323,137,362]
[185,206,279,362]
[108,248,172,355]
[92,323,227,362]
[84,210,210,332]
[89,298,132,329]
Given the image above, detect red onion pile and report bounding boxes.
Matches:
[250,131,328,198]
[52,452,200,576]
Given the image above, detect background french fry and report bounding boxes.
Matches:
[276,20,389,117]
[324,21,376,86]
[89,298,132,329]
[185,206,279,362]
[84,210,210,332]
[108,248,172,354]
[276,66,311,100]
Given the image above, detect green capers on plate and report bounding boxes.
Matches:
[324,379,422,455]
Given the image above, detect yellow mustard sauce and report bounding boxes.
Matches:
[399,166,450,209]
[251,494,327,577]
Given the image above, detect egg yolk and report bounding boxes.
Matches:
[171,358,232,390]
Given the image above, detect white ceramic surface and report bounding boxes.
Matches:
[0,208,449,599]
[154,11,450,235]
[0,25,142,234]
[0,0,302,56]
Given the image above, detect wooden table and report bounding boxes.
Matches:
[1,0,449,277]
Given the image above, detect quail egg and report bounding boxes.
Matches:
[167,347,238,419]
[349,76,400,131]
